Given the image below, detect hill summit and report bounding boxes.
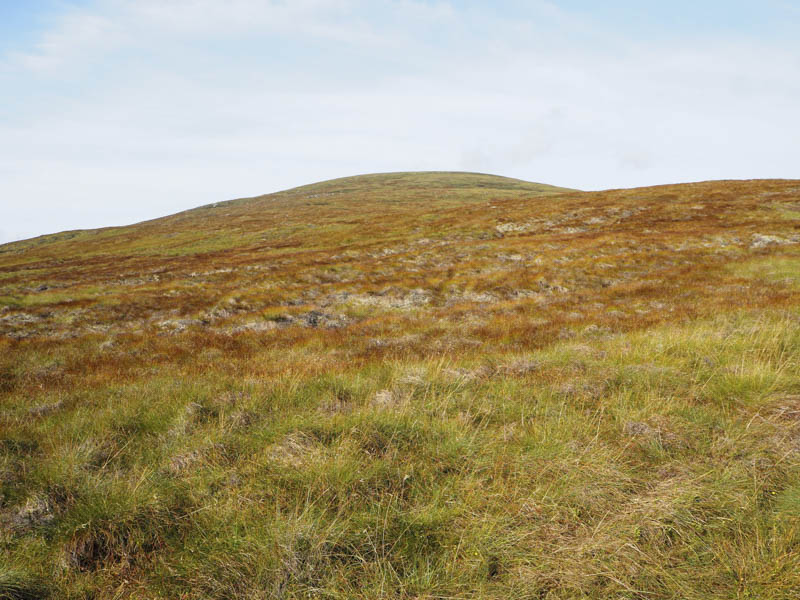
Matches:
[0,172,796,343]
[2,173,800,598]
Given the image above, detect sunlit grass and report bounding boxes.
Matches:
[2,173,800,598]
[730,255,800,288]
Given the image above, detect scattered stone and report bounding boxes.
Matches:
[509,289,540,300]
[0,312,40,326]
[9,495,54,531]
[495,222,532,233]
[157,318,204,334]
[228,320,278,334]
[538,280,569,294]
[28,400,63,417]
[344,289,431,310]
[750,233,791,249]
[300,310,349,328]
[452,291,497,304]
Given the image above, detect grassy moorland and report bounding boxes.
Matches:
[2,171,800,599]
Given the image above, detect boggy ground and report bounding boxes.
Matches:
[2,172,800,598]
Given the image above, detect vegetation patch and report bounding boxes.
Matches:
[2,173,800,597]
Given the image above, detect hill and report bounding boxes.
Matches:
[2,172,800,598]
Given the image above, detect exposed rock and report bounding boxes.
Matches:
[509,289,541,300]
[750,233,792,249]
[228,320,278,334]
[300,310,349,328]
[0,312,40,326]
[157,318,204,334]
[9,495,54,531]
[450,291,497,304]
[538,280,569,294]
[343,288,431,310]
[495,222,533,233]
[28,400,63,417]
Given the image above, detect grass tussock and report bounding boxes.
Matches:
[2,173,800,597]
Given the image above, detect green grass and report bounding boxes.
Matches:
[2,173,800,597]
[2,309,800,598]
[730,255,800,288]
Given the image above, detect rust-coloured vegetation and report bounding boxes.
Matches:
[2,172,800,598]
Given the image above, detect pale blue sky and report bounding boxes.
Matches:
[1,1,799,243]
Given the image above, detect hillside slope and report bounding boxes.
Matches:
[2,173,800,598]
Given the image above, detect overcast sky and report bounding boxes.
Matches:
[1,1,799,243]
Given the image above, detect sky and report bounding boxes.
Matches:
[1,1,799,243]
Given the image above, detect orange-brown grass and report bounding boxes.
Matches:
[2,172,800,598]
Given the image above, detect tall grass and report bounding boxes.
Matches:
[2,174,800,597]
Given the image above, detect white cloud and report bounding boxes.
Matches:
[1,1,799,242]
[9,10,122,72]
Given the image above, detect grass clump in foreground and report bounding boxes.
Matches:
[2,173,800,598]
[2,308,800,598]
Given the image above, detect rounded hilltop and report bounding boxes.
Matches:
[197,171,574,212]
